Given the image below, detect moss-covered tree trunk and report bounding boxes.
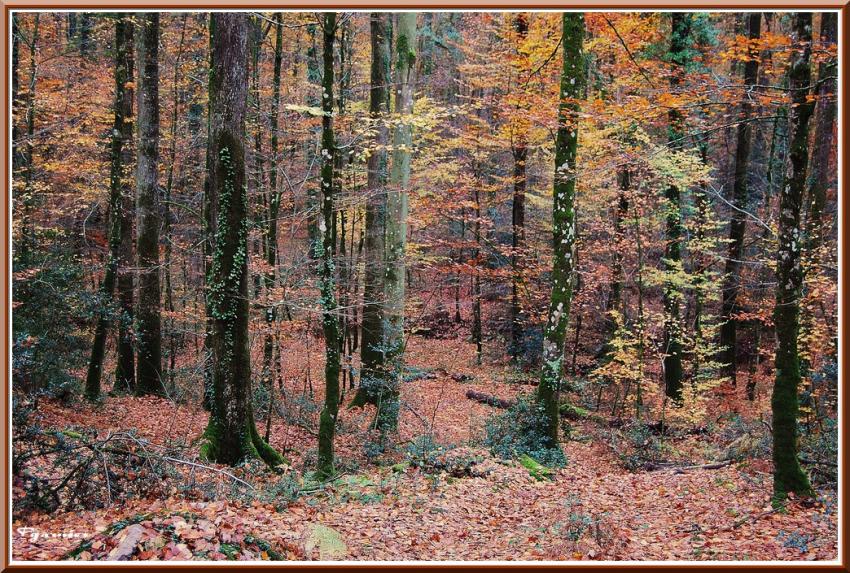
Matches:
[135,13,163,396]
[510,12,529,360]
[317,12,342,479]
[537,12,584,444]
[200,13,284,468]
[378,12,417,434]
[662,12,692,404]
[353,12,391,411]
[85,16,134,400]
[772,12,814,502]
[719,12,761,386]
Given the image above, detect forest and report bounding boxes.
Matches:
[10,9,839,562]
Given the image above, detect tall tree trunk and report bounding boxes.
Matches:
[317,12,342,479]
[84,16,133,400]
[772,12,814,502]
[509,12,529,360]
[115,18,137,392]
[537,12,584,444]
[200,13,284,468]
[135,13,163,396]
[19,14,39,261]
[353,12,391,410]
[599,165,629,360]
[162,14,187,390]
[662,12,692,404]
[378,12,417,434]
[262,13,284,404]
[719,12,761,386]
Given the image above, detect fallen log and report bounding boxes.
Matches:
[465,390,515,410]
[644,459,733,473]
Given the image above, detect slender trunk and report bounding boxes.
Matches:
[200,13,284,468]
[719,12,761,386]
[162,13,187,390]
[19,14,39,260]
[85,16,133,400]
[772,12,814,502]
[262,13,284,409]
[353,12,391,410]
[662,12,692,404]
[599,166,629,360]
[317,12,341,479]
[135,13,163,396]
[537,12,584,444]
[510,12,529,359]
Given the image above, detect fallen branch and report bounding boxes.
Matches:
[644,459,733,473]
[465,390,515,410]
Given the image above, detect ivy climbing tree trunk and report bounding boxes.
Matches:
[135,13,163,396]
[719,12,761,386]
[379,11,417,435]
[84,16,134,400]
[353,12,390,411]
[662,12,692,404]
[537,12,584,445]
[772,12,814,502]
[200,13,284,468]
[317,11,341,479]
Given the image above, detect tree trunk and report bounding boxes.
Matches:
[317,12,342,479]
[719,12,761,386]
[662,12,691,404]
[114,17,137,393]
[200,13,284,468]
[510,12,529,360]
[771,12,814,502]
[135,13,163,396]
[537,12,584,445]
[379,12,417,434]
[84,16,133,400]
[353,12,391,410]
[262,13,284,405]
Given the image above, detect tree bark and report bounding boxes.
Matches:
[537,12,584,444]
[771,12,815,502]
[719,12,761,386]
[510,12,529,360]
[200,13,284,468]
[353,12,391,410]
[317,12,342,479]
[85,16,133,400]
[135,13,163,396]
[662,12,692,404]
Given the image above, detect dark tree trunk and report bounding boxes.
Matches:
[353,12,391,410]
[510,12,529,360]
[114,18,137,392]
[662,12,692,404]
[537,12,584,444]
[135,13,163,396]
[719,12,761,386]
[85,16,133,400]
[772,12,814,502]
[200,13,284,468]
[317,11,342,479]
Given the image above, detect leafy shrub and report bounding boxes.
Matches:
[483,397,566,467]
[13,238,90,396]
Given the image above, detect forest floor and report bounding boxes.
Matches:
[11,337,838,562]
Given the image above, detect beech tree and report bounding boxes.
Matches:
[316,11,342,479]
[84,15,134,400]
[200,13,284,467]
[537,12,584,444]
[135,12,163,396]
[772,11,814,502]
